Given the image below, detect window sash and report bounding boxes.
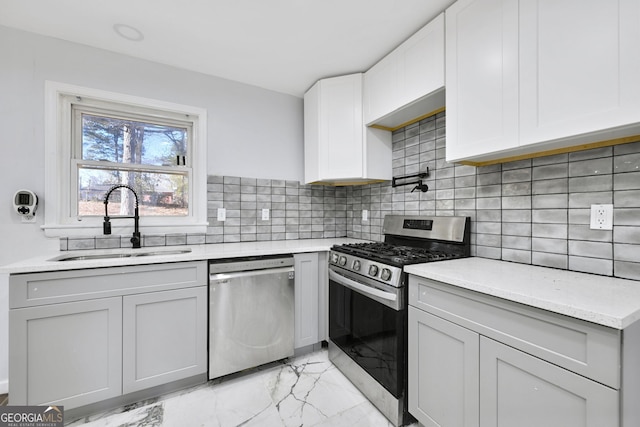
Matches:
[43,81,208,237]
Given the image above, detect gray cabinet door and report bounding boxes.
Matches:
[480,337,619,427]
[408,306,480,427]
[9,297,122,408]
[122,287,207,394]
[294,252,319,349]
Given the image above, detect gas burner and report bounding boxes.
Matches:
[333,242,462,267]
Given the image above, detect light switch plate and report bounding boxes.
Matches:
[590,204,613,230]
[261,208,270,220]
[217,207,226,221]
[362,209,368,221]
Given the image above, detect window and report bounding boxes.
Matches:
[44,82,208,237]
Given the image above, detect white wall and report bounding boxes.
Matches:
[0,25,304,393]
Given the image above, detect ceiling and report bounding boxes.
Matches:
[0,0,455,97]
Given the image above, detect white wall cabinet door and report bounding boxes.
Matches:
[397,13,445,110]
[294,252,319,349]
[445,0,519,161]
[480,337,619,427]
[519,0,640,145]
[122,287,208,394]
[364,13,445,127]
[9,297,123,409]
[408,306,480,427]
[304,74,364,183]
[364,54,397,126]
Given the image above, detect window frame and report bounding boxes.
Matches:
[44,81,208,237]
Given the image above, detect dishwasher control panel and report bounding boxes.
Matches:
[209,254,294,274]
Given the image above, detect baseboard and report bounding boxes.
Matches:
[0,379,8,395]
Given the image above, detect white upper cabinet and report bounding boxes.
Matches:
[519,0,640,145]
[446,0,640,164]
[304,73,391,185]
[364,13,446,129]
[445,0,519,161]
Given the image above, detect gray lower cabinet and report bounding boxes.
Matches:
[408,306,479,427]
[480,337,618,427]
[408,274,631,427]
[10,297,123,409]
[293,252,319,349]
[9,261,208,410]
[122,286,207,394]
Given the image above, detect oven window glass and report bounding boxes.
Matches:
[329,279,404,398]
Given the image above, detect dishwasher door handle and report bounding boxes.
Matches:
[210,266,294,283]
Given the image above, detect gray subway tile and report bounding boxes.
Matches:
[502,248,531,264]
[532,237,567,254]
[502,222,531,237]
[532,163,568,181]
[568,157,612,177]
[502,196,531,210]
[532,252,568,269]
[614,152,640,173]
[532,223,567,239]
[532,209,567,224]
[613,171,640,191]
[502,210,531,223]
[568,240,612,259]
[568,175,612,193]
[614,261,640,280]
[569,256,612,276]
[614,226,640,244]
[614,190,640,208]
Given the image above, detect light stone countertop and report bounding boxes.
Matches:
[405,257,640,330]
[0,238,367,274]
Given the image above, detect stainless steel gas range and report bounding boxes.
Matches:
[328,215,470,426]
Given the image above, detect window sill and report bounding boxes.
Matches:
[42,222,209,238]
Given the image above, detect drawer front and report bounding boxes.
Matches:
[409,275,621,389]
[10,261,207,308]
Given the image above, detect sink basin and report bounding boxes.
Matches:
[50,248,192,262]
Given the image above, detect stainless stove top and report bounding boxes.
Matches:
[330,215,470,288]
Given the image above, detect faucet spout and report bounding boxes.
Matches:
[103,184,141,248]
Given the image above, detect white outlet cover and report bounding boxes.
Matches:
[362,209,368,221]
[590,204,613,230]
[217,207,226,221]
[262,208,270,220]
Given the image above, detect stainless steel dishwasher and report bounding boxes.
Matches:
[209,255,295,379]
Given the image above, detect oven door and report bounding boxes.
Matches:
[328,266,405,398]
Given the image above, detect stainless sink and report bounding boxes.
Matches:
[50,248,192,262]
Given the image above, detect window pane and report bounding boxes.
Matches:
[78,168,188,217]
[81,114,188,166]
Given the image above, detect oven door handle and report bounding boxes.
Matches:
[329,269,397,302]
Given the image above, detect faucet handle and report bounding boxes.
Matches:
[103,217,112,235]
[130,233,141,249]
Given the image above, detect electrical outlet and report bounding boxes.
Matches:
[362,209,368,221]
[217,207,226,221]
[261,208,270,220]
[590,204,613,230]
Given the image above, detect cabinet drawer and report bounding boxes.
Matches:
[10,261,207,308]
[409,275,621,389]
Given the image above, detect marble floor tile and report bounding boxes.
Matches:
[66,349,417,427]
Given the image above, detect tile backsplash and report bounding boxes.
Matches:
[345,112,640,281]
[61,110,640,281]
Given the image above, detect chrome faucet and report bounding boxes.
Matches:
[103,184,141,249]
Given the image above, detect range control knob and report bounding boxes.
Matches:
[368,264,379,277]
[352,260,361,271]
[339,256,347,266]
[380,268,392,281]
[331,253,339,264]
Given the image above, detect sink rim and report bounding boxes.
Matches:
[49,248,193,262]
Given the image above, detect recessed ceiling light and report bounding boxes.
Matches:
[113,24,144,42]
